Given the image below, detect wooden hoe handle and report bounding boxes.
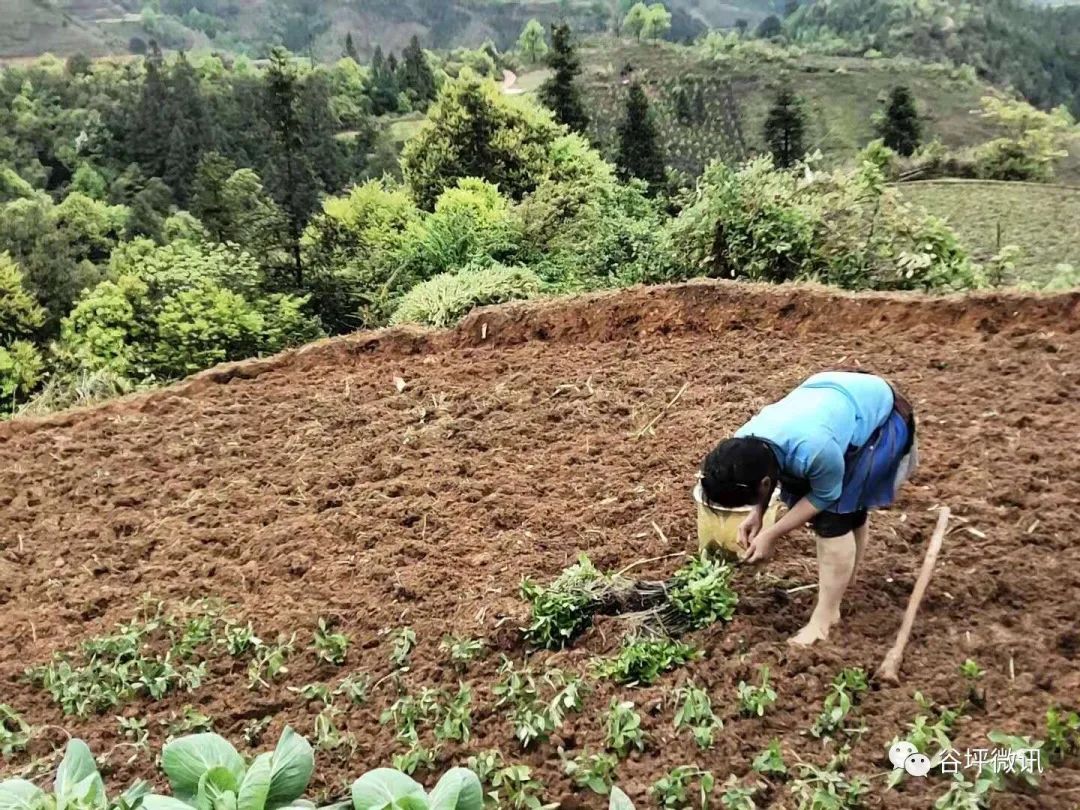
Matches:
[875,507,951,686]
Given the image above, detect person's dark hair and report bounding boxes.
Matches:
[700,438,778,509]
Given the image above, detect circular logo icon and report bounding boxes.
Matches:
[889,741,917,769]
[904,752,932,777]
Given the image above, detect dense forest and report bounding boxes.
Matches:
[1,4,1078,417]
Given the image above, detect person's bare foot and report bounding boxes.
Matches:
[789,612,840,647]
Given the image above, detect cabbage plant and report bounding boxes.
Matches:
[350,769,482,810]
[142,728,314,810]
[0,738,148,810]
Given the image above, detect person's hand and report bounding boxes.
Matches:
[742,530,776,564]
[737,511,763,548]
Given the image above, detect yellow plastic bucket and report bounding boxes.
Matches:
[692,482,780,556]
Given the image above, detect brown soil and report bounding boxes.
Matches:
[2,280,1079,808]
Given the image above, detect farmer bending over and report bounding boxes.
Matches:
[698,371,917,646]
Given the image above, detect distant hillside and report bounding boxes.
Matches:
[0,0,799,60]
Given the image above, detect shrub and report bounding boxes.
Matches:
[390,263,542,328]
[0,340,44,410]
[402,74,562,210]
[301,180,419,332]
[0,252,45,343]
[665,156,981,292]
[399,179,524,281]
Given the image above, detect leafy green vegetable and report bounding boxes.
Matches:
[350,767,483,810]
[145,727,313,810]
[605,700,646,757]
[0,739,146,810]
[673,683,720,749]
[737,666,777,718]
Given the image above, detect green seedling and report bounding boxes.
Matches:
[392,743,439,776]
[166,704,214,735]
[959,659,986,707]
[222,621,262,656]
[242,715,272,747]
[564,750,618,795]
[545,669,587,726]
[720,776,757,810]
[0,704,32,756]
[933,773,994,810]
[651,766,715,810]
[247,634,295,689]
[390,627,417,668]
[594,638,700,685]
[335,673,370,706]
[789,758,868,810]
[738,666,777,717]
[663,553,739,632]
[605,699,646,757]
[435,683,473,743]
[492,659,574,749]
[674,683,721,748]
[811,668,869,738]
[291,682,333,704]
[752,739,788,777]
[313,618,349,666]
[984,731,1044,791]
[466,749,505,786]
[440,636,487,668]
[489,765,547,810]
[381,689,442,745]
[314,704,357,754]
[1045,705,1080,761]
[117,715,149,744]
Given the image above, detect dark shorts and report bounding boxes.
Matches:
[780,478,869,538]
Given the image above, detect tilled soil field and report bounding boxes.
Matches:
[2,281,1079,808]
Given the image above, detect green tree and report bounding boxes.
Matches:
[673,84,692,124]
[763,86,806,169]
[641,3,672,40]
[623,2,649,39]
[0,252,45,343]
[616,82,666,193]
[756,14,783,38]
[70,164,108,200]
[402,74,561,210]
[539,23,590,134]
[368,46,401,116]
[974,96,1075,181]
[400,35,437,109]
[518,19,549,65]
[876,86,922,156]
[344,31,359,62]
[302,180,419,331]
[263,48,321,286]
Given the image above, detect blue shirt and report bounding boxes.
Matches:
[735,372,895,510]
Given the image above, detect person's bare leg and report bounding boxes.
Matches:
[790,533,857,646]
[852,516,870,583]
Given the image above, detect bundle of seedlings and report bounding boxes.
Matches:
[521,553,739,649]
[520,554,669,649]
[616,553,739,637]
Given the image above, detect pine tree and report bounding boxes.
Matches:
[368,45,400,115]
[192,152,239,242]
[616,81,665,193]
[132,43,170,179]
[763,86,806,168]
[539,23,589,134]
[400,35,437,109]
[692,82,706,123]
[877,85,922,156]
[263,48,321,287]
[162,53,211,206]
[344,32,359,62]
